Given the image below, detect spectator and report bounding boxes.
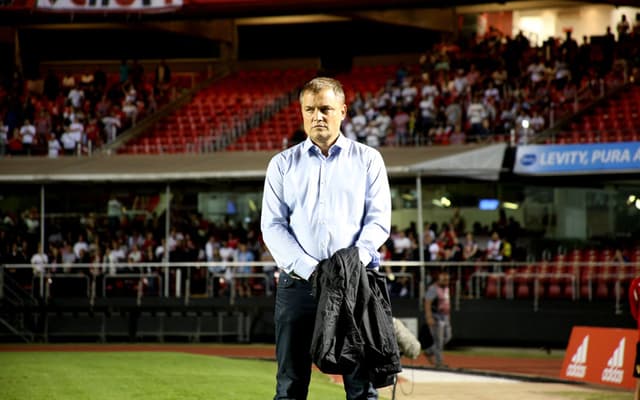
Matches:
[393,106,410,145]
[466,94,488,141]
[47,132,61,158]
[119,59,129,84]
[84,117,101,151]
[7,128,23,156]
[31,243,48,275]
[617,14,631,40]
[60,125,76,156]
[423,269,452,369]
[67,84,84,110]
[235,242,255,297]
[69,116,84,146]
[73,234,89,259]
[462,232,479,261]
[373,108,391,146]
[107,196,123,233]
[486,231,503,270]
[19,119,36,156]
[450,207,466,236]
[451,68,469,97]
[444,94,462,130]
[530,109,545,132]
[155,59,172,97]
[0,120,8,156]
[34,110,52,141]
[365,120,381,149]
[102,109,121,144]
[127,243,143,264]
[491,63,508,95]
[351,108,367,143]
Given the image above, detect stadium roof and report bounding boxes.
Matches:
[3,0,636,24]
[0,143,508,183]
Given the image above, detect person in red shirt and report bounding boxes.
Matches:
[629,276,640,400]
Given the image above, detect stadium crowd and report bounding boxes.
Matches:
[0,59,176,157]
[1,21,640,156]
[2,194,636,301]
[0,193,522,298]
[341,20,640,148]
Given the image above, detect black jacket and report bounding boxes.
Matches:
[310,247,401,388]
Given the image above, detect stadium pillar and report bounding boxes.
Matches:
[40,185,45,258]
[554,188,587,239]
[164,183,171,297]
[416,174,425,312]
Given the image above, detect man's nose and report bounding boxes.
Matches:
[313,109,325,120]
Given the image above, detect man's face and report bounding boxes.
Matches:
[300,88,346,148]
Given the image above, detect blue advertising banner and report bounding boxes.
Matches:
[514,142,640,175]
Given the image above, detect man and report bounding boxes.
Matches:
[424,269,452,368]
[261,77,391,400]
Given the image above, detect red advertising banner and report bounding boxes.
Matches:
[561,326,636,390]
[0,0,35,10]
[35,0,182,13]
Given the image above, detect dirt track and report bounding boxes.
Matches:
[379,380,621,400]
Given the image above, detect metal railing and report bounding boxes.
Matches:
[3,260,636,313]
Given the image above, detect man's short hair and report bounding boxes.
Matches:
[299,77,345,104]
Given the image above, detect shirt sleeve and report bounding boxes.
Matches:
[354,150,391,267]
[425,285,437,302]
[260,156,318,280]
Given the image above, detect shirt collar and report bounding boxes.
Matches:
[303,133,348,156]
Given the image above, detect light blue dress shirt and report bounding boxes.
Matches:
[261,134,391,280]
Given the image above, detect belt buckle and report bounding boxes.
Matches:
[289,271,303,280]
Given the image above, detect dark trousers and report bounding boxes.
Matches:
[274,272,377,400]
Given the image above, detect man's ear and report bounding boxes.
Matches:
[341,104,347,120]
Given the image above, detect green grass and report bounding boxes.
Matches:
[0,352,346,400]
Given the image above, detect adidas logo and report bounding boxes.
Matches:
[566,335,588,378]
[601,338,625,384]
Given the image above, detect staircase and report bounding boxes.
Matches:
[0,267,38,342]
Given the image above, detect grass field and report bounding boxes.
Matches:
[0,349,632,400]
[0,352,345,400]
